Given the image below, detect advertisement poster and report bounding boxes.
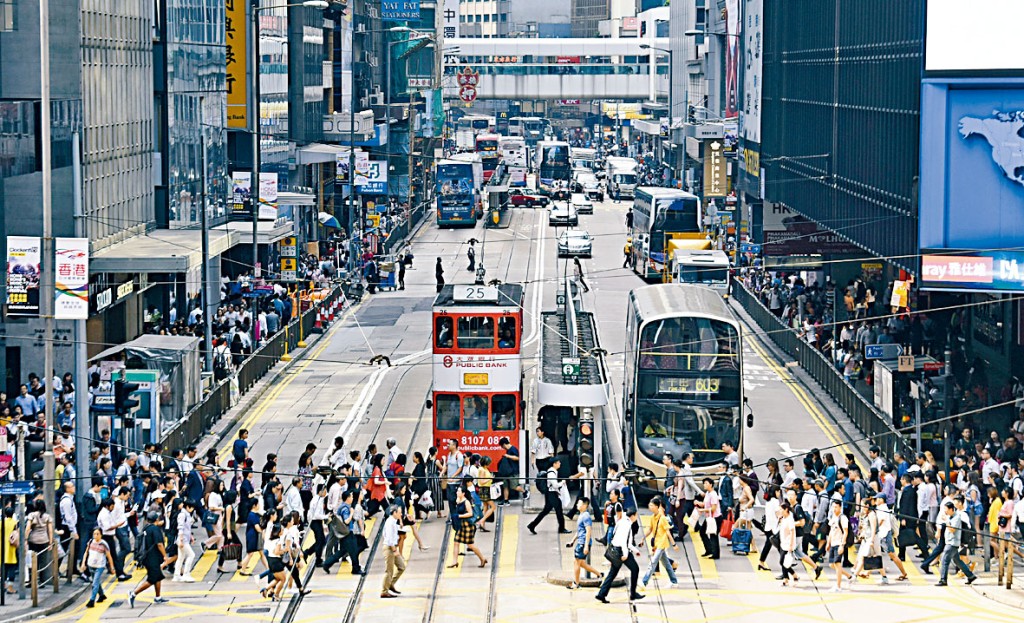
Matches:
[762,203,860,256]
[739,0,763,191]
[335,148,352,183]
[226,0,248,128]
[5,236,41,316]
[54,237,89,320]
[724,0,741,118]
[231,172,279,218]
[919,82,1024,250]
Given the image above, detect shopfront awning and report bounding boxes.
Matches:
[298,143,347,165]
[91,228,240,274]
[222,220,297,245]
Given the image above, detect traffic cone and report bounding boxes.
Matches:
[312,310,324,334]
[327,300,336,323]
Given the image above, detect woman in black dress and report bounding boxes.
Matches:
[447,487,487,569]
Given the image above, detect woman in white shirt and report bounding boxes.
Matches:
[777,502,799,586]
[204,480,225,552]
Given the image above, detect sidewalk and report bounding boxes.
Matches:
[0,579,90,622]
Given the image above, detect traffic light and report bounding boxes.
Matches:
[25,440,45,480]
[576,409,595,470]
[114,379,141,417]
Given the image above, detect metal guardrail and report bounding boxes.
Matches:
[160,286,344,453]
[730,277,911,458]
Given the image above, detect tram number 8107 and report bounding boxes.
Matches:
[460,435,504,447]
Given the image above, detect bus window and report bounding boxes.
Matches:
[457,316,495,349]
[435,317,454,349]
[497,317,517,348]
[463,395,489,433]
[436,394,461,430]
[492,394,517,430]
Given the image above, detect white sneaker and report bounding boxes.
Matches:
[828,586,841,593]
[669,582,680,589]
[180,575,197,583]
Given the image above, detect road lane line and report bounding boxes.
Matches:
[189,549,218,582]
[498,514,518,578]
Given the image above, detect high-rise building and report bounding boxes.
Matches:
[571,0,609,37]
[459,0,509,38]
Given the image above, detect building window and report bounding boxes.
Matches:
[0,0,15,31]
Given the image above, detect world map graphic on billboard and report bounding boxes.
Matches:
[959,110,1024,189]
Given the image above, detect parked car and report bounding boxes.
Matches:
[548,202,579,226]
[570,193,594,215]
[509,192,550,208]
[557,229,593,257]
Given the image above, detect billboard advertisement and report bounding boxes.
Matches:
[54,237,89,320]
[5,236,41,316]
[921,251,1024,293]
[724,0,741,118]
[739,0,762,193]
[231,172,280,219]
[225,0,248,129]
[926,0,1024,72]
[919,79,1024,251]
[762,203,860,256]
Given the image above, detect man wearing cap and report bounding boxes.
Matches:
[874,493,908,580]
[936,501,977,586]
[129,511,169,607]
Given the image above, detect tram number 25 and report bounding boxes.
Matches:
[460,435,502,447]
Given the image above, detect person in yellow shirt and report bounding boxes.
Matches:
[987,486,1002,537]
[623,238,633,269]
[2,507,17,593]
[641,496,679,588]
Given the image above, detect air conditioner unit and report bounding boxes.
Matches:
[368,93,384,106]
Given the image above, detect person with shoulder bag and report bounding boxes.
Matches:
[80,527,115,607]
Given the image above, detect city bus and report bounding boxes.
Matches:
[622,284,745,490]
[630,187,702,281]
[436,158,481,226]
[536,140,571,198]
[498,136,528,187]
[430,283,525,465]
[570,147,598,171]
[508,116,551,147]
[476,133,501,182]
[456,115,496,151]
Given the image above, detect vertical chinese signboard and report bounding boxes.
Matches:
[703,140,728,197]
[226,0,248,129]
[5,236,41,316]
[54,238,89,320]
[442,0,460,40]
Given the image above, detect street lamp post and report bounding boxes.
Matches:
[640,44,673,126]
[250,0,328,282]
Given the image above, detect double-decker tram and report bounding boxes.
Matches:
[622,284,746,491]
[430,284,525,463]
[476,132,501,182]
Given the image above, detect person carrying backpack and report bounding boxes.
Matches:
[527,458,569,535]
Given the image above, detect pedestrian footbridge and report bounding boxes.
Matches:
[444,37,670,101]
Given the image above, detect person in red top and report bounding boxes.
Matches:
[366,454,390,516]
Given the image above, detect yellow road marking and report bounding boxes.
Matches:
[443,530,462,578]
[338,518,375,578]
[746,335,852,458]
[189,549,218,581]
[692,535,719,580]
[231,554,260,582]
[902,554,929,586]
[746,551,773,579]
[498,514,518,578]
[216,309,348,464]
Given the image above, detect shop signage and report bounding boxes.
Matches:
[703,140,728,197]
[54,237,89,320]
[117,280,135,300]
[96,288,113,312]
[382,0,420,21]
[441,0,460,40]
[357,160,388,195]
[921,250,1024,292]
[5,236,41,317]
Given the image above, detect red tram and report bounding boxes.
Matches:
[430,283,524,463]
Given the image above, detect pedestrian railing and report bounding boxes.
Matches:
[730,277,912,459]
[160,286,344,453]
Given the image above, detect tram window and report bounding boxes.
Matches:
[457,316,495,349]
[497,317,516,348]
[435,317,454,349]
[463,395,489,433]
[492,394,517,430]
[436,394,461,431]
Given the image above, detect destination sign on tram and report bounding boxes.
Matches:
[657,376,722,395]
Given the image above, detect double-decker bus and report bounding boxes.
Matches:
[456,115,496,151]
[431,283,525,465]
[436,158,481,226]
[475,133,501,182]
[622,284,745,490]
[536,140,571,198]
[630,187,702,280]
[508,116,551,147]
[498,136,528,187]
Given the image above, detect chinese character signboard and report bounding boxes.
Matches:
[225,0,248,129]
[54,238,89,320]
[5,236,40,316]
[382,0,420,21]
[921,250,1024,293]
[703,140,728,197]
[442,0,460,40]
[357,160,388,195]
[458,67,479,104]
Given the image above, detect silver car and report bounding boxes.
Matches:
[557,229,593,257]
[548,203,579,226]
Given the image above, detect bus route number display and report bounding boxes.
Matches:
[657,377,721,395]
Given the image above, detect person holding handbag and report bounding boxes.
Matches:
[173,499,198,582]
[216,490,243,573]
[476,457,497,531]
[778,502,799,586]
[640,496,679,588]
[695,478,721,559]
[595,508,643,603]
[366,454,390,516]
[448,487,487,568]
[79,528,115,608]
